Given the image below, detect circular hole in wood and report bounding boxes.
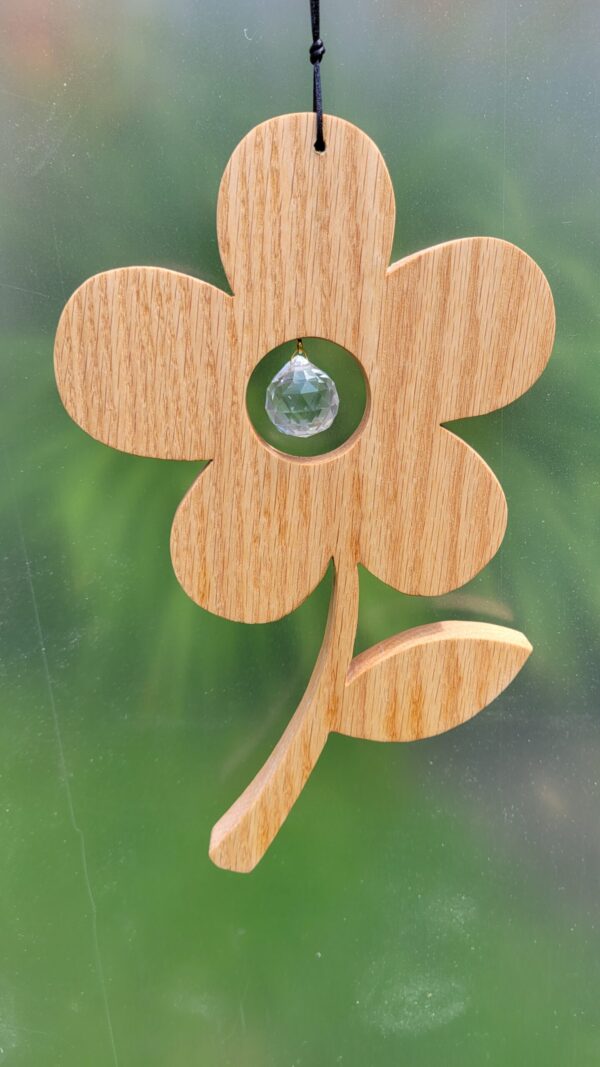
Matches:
[246,338,368,458]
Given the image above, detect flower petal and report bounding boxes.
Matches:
[359,427,507,596]
[55,266,234,459]
[384,237,555,421]
[170,452,334,623]
[216,113,395,362]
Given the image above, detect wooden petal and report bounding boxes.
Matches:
[358,428,508,597]
[216,113,395,364]
[337,621,531,742]
[54,266,234,459]
[170,454,333,623]
[384,237,555,422]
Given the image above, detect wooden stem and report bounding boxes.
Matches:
[209,559,359,873]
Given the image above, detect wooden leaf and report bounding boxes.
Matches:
[337,621,532,742]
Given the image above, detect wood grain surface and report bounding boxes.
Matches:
[209,573,532,873]
[340,620,532,742]
[54,112,555,871]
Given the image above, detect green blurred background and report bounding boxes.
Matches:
[1,1,599,1063]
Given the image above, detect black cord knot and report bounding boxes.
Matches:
[309,38,326,64]
[309,1,326,151]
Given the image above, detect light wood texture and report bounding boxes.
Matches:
[339,620,532,742]
[54,112,555,872]
[55,269,233,460]
[209,579,532,872]
[210,558,359,872]
[55,114,555,618]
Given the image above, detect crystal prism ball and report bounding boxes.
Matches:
[265,351,340,438]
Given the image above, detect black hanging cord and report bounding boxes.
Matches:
[309,0,326,151]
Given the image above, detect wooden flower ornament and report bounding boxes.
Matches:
[55,113,555,872]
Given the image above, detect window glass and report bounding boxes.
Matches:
[1,2,597,1063]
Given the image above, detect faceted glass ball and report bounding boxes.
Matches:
[265,353,340,438]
